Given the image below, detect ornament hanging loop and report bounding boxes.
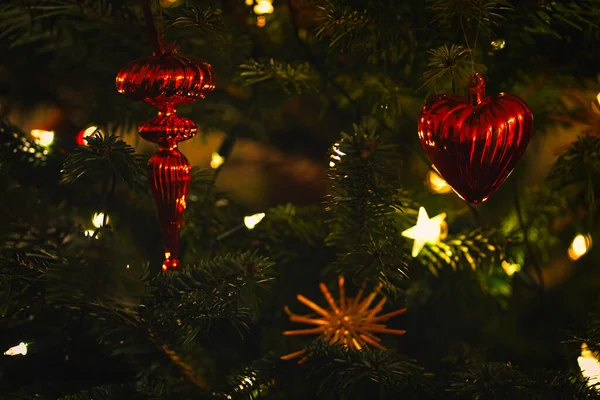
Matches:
[142,0,164,55]
[468,73,485,106]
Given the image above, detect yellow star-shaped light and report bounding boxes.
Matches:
[402,206,447,257]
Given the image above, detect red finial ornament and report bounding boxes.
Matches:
[418,73,533,204]
[116,47,215,271]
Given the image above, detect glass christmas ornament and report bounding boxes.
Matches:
[116,49,215,271]
[116,51,215,111]
[418,73,533,204]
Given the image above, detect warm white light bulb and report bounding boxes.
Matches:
[569,233,592,261]
[245,0,254,5]
[82,126,98,143]
[426,170,452,194]
[244,213,265,230]
[4,342,27,356]
[501,260,521,277]
[401,207,447,257]
[210,152,225,169]
[92,212,108,228]
[30,129,55,147]
[254,0,274,15]
[84,229,96,238]
[579,343,600,387]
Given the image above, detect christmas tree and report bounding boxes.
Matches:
[2,0,600,398]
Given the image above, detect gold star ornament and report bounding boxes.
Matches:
[281,276,406,363]
[402,206,447,257]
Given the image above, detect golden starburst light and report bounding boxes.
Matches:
[281,276,406,363]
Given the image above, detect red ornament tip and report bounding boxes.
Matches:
[162,256,181,272]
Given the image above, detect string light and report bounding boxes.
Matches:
[84,229,97,238]
[329,142,346,168]
[256,16,267,27]
[401,207,447,257]
[92,212,109,228]
[491,39,506,50]
[77,126,99,145]
[579,343,600,387]
[216,213,266,242]
[210,152,225,169]
[254,0,274,15]
[4,342,27,356]
[426,170,452,194]
[245,0,253,5]
[501,261,521,276]
[244,213,265,230]
[160,0,182,7]
[568,233,592,261]
[30,129,54,147]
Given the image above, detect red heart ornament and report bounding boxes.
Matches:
[418,74,534,204]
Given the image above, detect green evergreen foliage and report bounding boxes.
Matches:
[2,0,600,398]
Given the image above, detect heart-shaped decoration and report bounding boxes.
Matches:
[418,73,534,204]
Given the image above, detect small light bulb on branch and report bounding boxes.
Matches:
[254,0,274,15]
[426,170,452,194]
[92,212,109,228]
[77,126,99,146]
[256,15,267,27]
[501,261,521,276]
[210,152,225,169]
[244,213,265,230]
[568,233,592,261]
[30,129,54,147]
[245,0,253,5]
[491,39,505,50]
[401,207,447,257]
[579,343,600,387]
[329,142,346,168]
[211,132,236,169]
[216,212,266,242]
[4,342,27,356]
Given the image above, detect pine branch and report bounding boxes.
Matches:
[301,341,432,399]
[534,371,600,400]
[421,44,486,93]
[315,1,371,50]
[427,0,513,30]
[423,229,500,272]
[325,119,407,286]
[450,362,600,399]
[167,6,226,41]
[449,362,533,399]
[571,316,600,355]
[238,59,320,94]
[257,204,328,263]
[314,1,415,65]
[41,229,148,319]
[0,0,138,47]
[0,120,50,169]
[148,252,275,342]
[548,135,600,214]
[519,0,600,38]
[61,132,146,189]
[218,353,287,399]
